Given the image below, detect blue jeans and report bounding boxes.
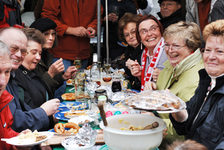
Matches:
[53,58,89,100]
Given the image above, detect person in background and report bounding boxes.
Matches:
[170,19,224,150]
[157,0,185,29]
[126,15,167,91]
[210,0,224,21]
[0,27,59,132]
[0,40,19,150]
[14,28,61,130]
[186,0,217,32]
[145,21,203,148]
[41,0,102,99]
[30,18,77,99]
[167,140,208,150]
[101,0,137,61]
[118,13,142,90]
[0,0,23,28]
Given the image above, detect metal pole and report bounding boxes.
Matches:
[105,0,109,64]
[97,0,101,61]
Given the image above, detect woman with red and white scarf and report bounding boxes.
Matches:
[126,15,167,91]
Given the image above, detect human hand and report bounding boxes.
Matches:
[105,13,118,22]
[129,61,141,77]
[62,66,77,80]
[152,68,161,82]
[87,27,96,38]
[125,59,135,70]
[40,99,60,116]
[144,81,157,90]
[67,26,89,37]
[48,58,64,78]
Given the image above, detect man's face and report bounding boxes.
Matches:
[0,29,27,70]
[160,0,181,18]
[0,55,12,96]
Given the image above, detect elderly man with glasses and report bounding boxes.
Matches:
[157,0,185,29]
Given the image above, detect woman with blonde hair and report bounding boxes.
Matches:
[170,19,224,150]
[146,21,204,147]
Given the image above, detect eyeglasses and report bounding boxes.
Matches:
[124,29,136,38]
[139,25,159,35]
[10,46,27,56]
[164,43,186,51]
[160,2,177,8]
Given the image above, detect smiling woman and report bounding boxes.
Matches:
[128,15,168,91]
[149,21,204,147]
[169,19,224,150]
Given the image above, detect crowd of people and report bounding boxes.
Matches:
[1,0,224,150]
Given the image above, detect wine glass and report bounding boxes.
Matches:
[103,58,111,74]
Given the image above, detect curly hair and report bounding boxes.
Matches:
[118,13,142,42]
[163,21,201,52]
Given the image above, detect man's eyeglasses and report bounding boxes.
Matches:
[164,43,186,51]
[139,25,158,35]
[10,46,27,56]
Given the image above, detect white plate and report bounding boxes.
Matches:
[157,108,185,114]
[1,131,53,147]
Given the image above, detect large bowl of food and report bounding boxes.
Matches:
[100,114,166,150]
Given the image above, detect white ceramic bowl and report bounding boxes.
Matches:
[100,114,166,150]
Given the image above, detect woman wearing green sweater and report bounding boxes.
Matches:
[146,21,204,146]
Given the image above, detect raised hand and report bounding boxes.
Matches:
[62,66,77,80]
[40,99,60,116]
[48,58,64,78]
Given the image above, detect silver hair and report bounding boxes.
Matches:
[0,40,10,58]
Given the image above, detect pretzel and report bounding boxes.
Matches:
[54,123,65,134]
[54,122,80,134]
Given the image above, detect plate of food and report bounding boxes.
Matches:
[63,109,88,119]
[1,130,53,146]
[50,122,80,135]
[61,93,90,101]
[68,115,94,125]
[59,101,88,110]
[124,90,186,113]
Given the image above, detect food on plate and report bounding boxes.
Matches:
[61,93,90,101]
[54,122,80,134]
[61,93,76,100]
[66,79,73,85]
[64,110,87,118]
[17,130,47,143]
[119,121,159,131]
[69,115,95,125]
[125,90,185,111]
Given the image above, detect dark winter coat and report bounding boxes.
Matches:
[170,69,224,150]
[158,8,185,29]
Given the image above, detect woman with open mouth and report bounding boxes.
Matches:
[126,15,167,91]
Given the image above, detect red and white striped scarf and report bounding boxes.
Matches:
[141,38,164,91]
